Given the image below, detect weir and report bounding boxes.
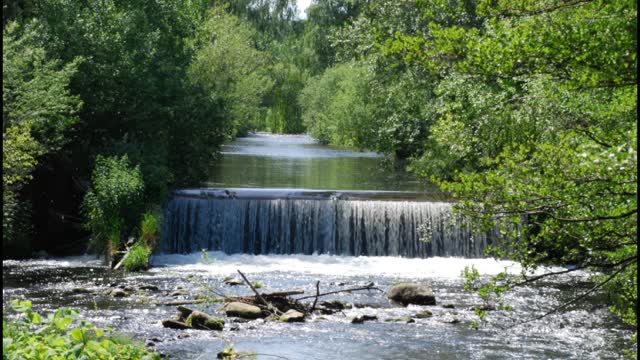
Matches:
[161,188,494,258]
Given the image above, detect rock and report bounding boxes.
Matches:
[279,309,305,323]
[264,314,280,322]
[146,341,156,347]
[150,337,163,343]
[223,276,243,286]
[71,287,93,294]
[186,311,224,331]
[319,300,350,310]
[387,283,436,306]
[177,306,194,319]
[385,317,415,323]
[161,319,190,330]
[230,318,253,323]
[110,289,128,297]
[467,304,496,312]
[225,302,263,319]
[139,285,160,291]
[124,285,137,292]
[177,333,190,339]
[443,304,455,309]
[169,289,189,297]
[441,314,460,324]
[415,309,433,318]
[352,303,382,309]
[351,315,378,324]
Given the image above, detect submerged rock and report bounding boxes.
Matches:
[169,289,189,297]
[279,309,305,323]
[319,300,350,310]
[110,289,128,297]
[415,309,433,318]
[139,285,160,291]
[387,283,436,306]
[161,319,190,330]
[223,276,243,286]
[385,317,415,323]
[225,302,263,319]
[443,304,455,309]
[351,315,378,324]
[71,287,93,294]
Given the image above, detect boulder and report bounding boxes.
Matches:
[225,302,263,319]
[351,314,377,324]
[279,309,305,323]
[186,311,224,331]
[387,283,436,306]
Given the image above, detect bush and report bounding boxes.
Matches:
[123,242,152,272]
[3,299,159,360]
[82,155,144,261]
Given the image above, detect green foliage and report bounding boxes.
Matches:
[3,300,159,359]
[300,61,373,147]
[140,209,162,250]
[82,155,144,258]
[123,242,152,272]
[188,7,273,137]
[3,19,81,256]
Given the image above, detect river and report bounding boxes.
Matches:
[2,133,635,359]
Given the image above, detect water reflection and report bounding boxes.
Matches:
[208,133,431,191]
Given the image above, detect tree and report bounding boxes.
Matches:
[388,0,637,331]
[188,6,273,136]
[3,20,81,256]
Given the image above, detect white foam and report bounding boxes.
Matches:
[2,254,104,268]
[150,252,573,279]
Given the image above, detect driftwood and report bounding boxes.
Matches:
[161,299,206,306]
[237,270,282,316]
[310,281,320,313]
[296,282,383,301]
[224,270,384,317]
[112,250,130,271]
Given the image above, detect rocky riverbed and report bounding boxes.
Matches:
[2,253,635,359]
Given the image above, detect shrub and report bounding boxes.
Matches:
[123,242,152,272]
[82,155,144,262]
[3,299,159,359]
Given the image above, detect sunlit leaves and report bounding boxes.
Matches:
[3,301,159,359]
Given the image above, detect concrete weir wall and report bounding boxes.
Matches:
[161,188,494,258]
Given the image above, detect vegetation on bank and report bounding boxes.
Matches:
[296,0,637,334]
[3,300,159,359]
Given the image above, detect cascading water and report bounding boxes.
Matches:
[161,188,494,257]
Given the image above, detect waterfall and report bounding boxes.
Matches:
[161,189,494,258]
